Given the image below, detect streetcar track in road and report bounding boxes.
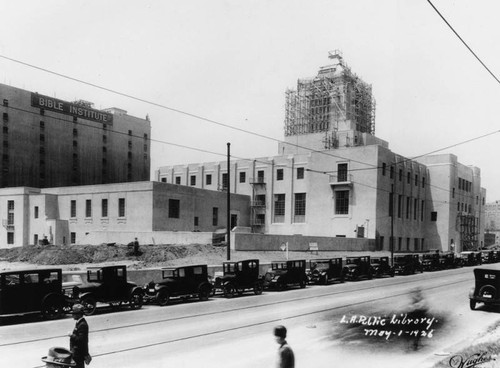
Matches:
[2,268,473,349]
[28,277,471,368]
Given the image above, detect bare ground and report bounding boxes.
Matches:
[0,243,392,271]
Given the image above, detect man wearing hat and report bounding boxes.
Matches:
[273,325,295,368]
[68,304,89,368]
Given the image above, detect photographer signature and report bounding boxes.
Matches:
[449,351,495,368]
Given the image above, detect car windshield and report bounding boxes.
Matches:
[272,263,287,270]
[313,262,329,270]
[394,257,406,264]
[346,258,360,265]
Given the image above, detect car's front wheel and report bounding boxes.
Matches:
[223,283,236,298]
[81,295,97,316]
[156,289,170,306]
[129,291,143,310]
[41,294,66,319]
[253,281,263,295]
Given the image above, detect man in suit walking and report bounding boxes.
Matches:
[69,304,89,368]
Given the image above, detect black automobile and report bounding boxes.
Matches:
[422,253,440,271]
[439,252,462,269]
[343,256,374,281]
[72,265,144,315]
[469,268,500,311]
[394,254,422,275]
[213,259,264,297]
[0,268,72,318]
[370,257,395,278]
[460,251,478,267]
[306,258,345,285]
[264,260,308,290]
[144,264,213,305]
[481,250,495,264]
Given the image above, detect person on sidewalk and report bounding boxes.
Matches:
[274,325,295,368]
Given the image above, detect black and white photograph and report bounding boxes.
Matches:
[1,1,500,367]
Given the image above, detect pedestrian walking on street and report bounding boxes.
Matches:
[274,325,295,368]
[68,304,90,368]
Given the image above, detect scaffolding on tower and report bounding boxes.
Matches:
[284,50,376,143]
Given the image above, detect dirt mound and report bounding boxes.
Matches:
[0,243,227,268]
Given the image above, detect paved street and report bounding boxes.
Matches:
[1,265,499,368]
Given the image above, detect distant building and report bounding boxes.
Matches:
[156,53,486,252]
[0,181,250,247]
[0,83,151,188]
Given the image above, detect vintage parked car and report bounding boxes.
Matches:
[72,265,144,315]
[264,260,308,290]
[394,254,422,275]
[0,268,72,318]
[343,256,374,281]
[144,264,213,305]
[439,252,462,269]
[212,259,264,297]
[461,251,479,267]
[422,253,441,271]
[493,251,500,263]
[370,257,395,278]
[306,258,345,285]
[469,268,500,311]
[481,250,495,264]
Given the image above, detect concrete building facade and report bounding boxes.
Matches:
[156,54,486,253]
[0,181,250,247]
[0,83,151,188]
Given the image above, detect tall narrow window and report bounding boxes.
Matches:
[102,199,108,217]
[118,198,126,217]
[222,173,228,190]
[382,163,386,176]
[294,193,306,223]
[274,194,285,222]
[34,206,39,219]
[212,207,218,226]
[257,170,265,183]
[7,200,14,225]
[70,200,76,217]
[190,175,196,186]
[398,195,402,218]
[175,176,181,185]
[85,200,92,217]
[206,174,212,185]
[335,190,349,215]
[239,172,246,183]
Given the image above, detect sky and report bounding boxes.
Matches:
[1,1,499,199]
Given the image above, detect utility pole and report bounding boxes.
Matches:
[390,164,395,267]
[227,142,231,261]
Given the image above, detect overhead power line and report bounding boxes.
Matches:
[426,0,500,85]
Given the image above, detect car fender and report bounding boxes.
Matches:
[130,286,144,296]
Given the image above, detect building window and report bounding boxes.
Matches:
[190,175,196,186]
[453,188,455,198]
[212,207,218,226]
[194,217,199,226]
[407,238,410,250]
[128,130,132,136]
[144,133,148,139]
[431,211,437,222]
[70,200,76,217]
[144,144,148,152]
[161,178,167,183]
[335,190,349,215]
[415,174,418,186]
[169,199,180,219]
[414,198,418,220]
[273,194,285,222]
[389,193,393,217]
[102,199,108,217]
[297,167,304,179]
[7,232,14,245]
[85,200,92,218]
[257,170,265,183]
[118,198,126,217]
[422,177,426,188]
[73,128,78,137]
[239,171,246,183]
[73,140,77,147]
[407,172,410,184]
[398,237,402,251]
[40,121,45,130]
[34,206,39,219]
[206,174,212,185]
[175,176,181,185]
[103,135,107,143]
[2,112,8,122]
[276,168,284,181]
[399,169,402,181]
[337,163,348,182]
[421,200,425,221]
[406,197,410,219]
[398,195,402,218]
[294,193,306,222]
[3,126,8,134]
[71,232,76,244]
[382,163,386,176]
[390,165,394,179]
[7,200,14,225]
[222,173,228,190]
[2,99,8,107]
